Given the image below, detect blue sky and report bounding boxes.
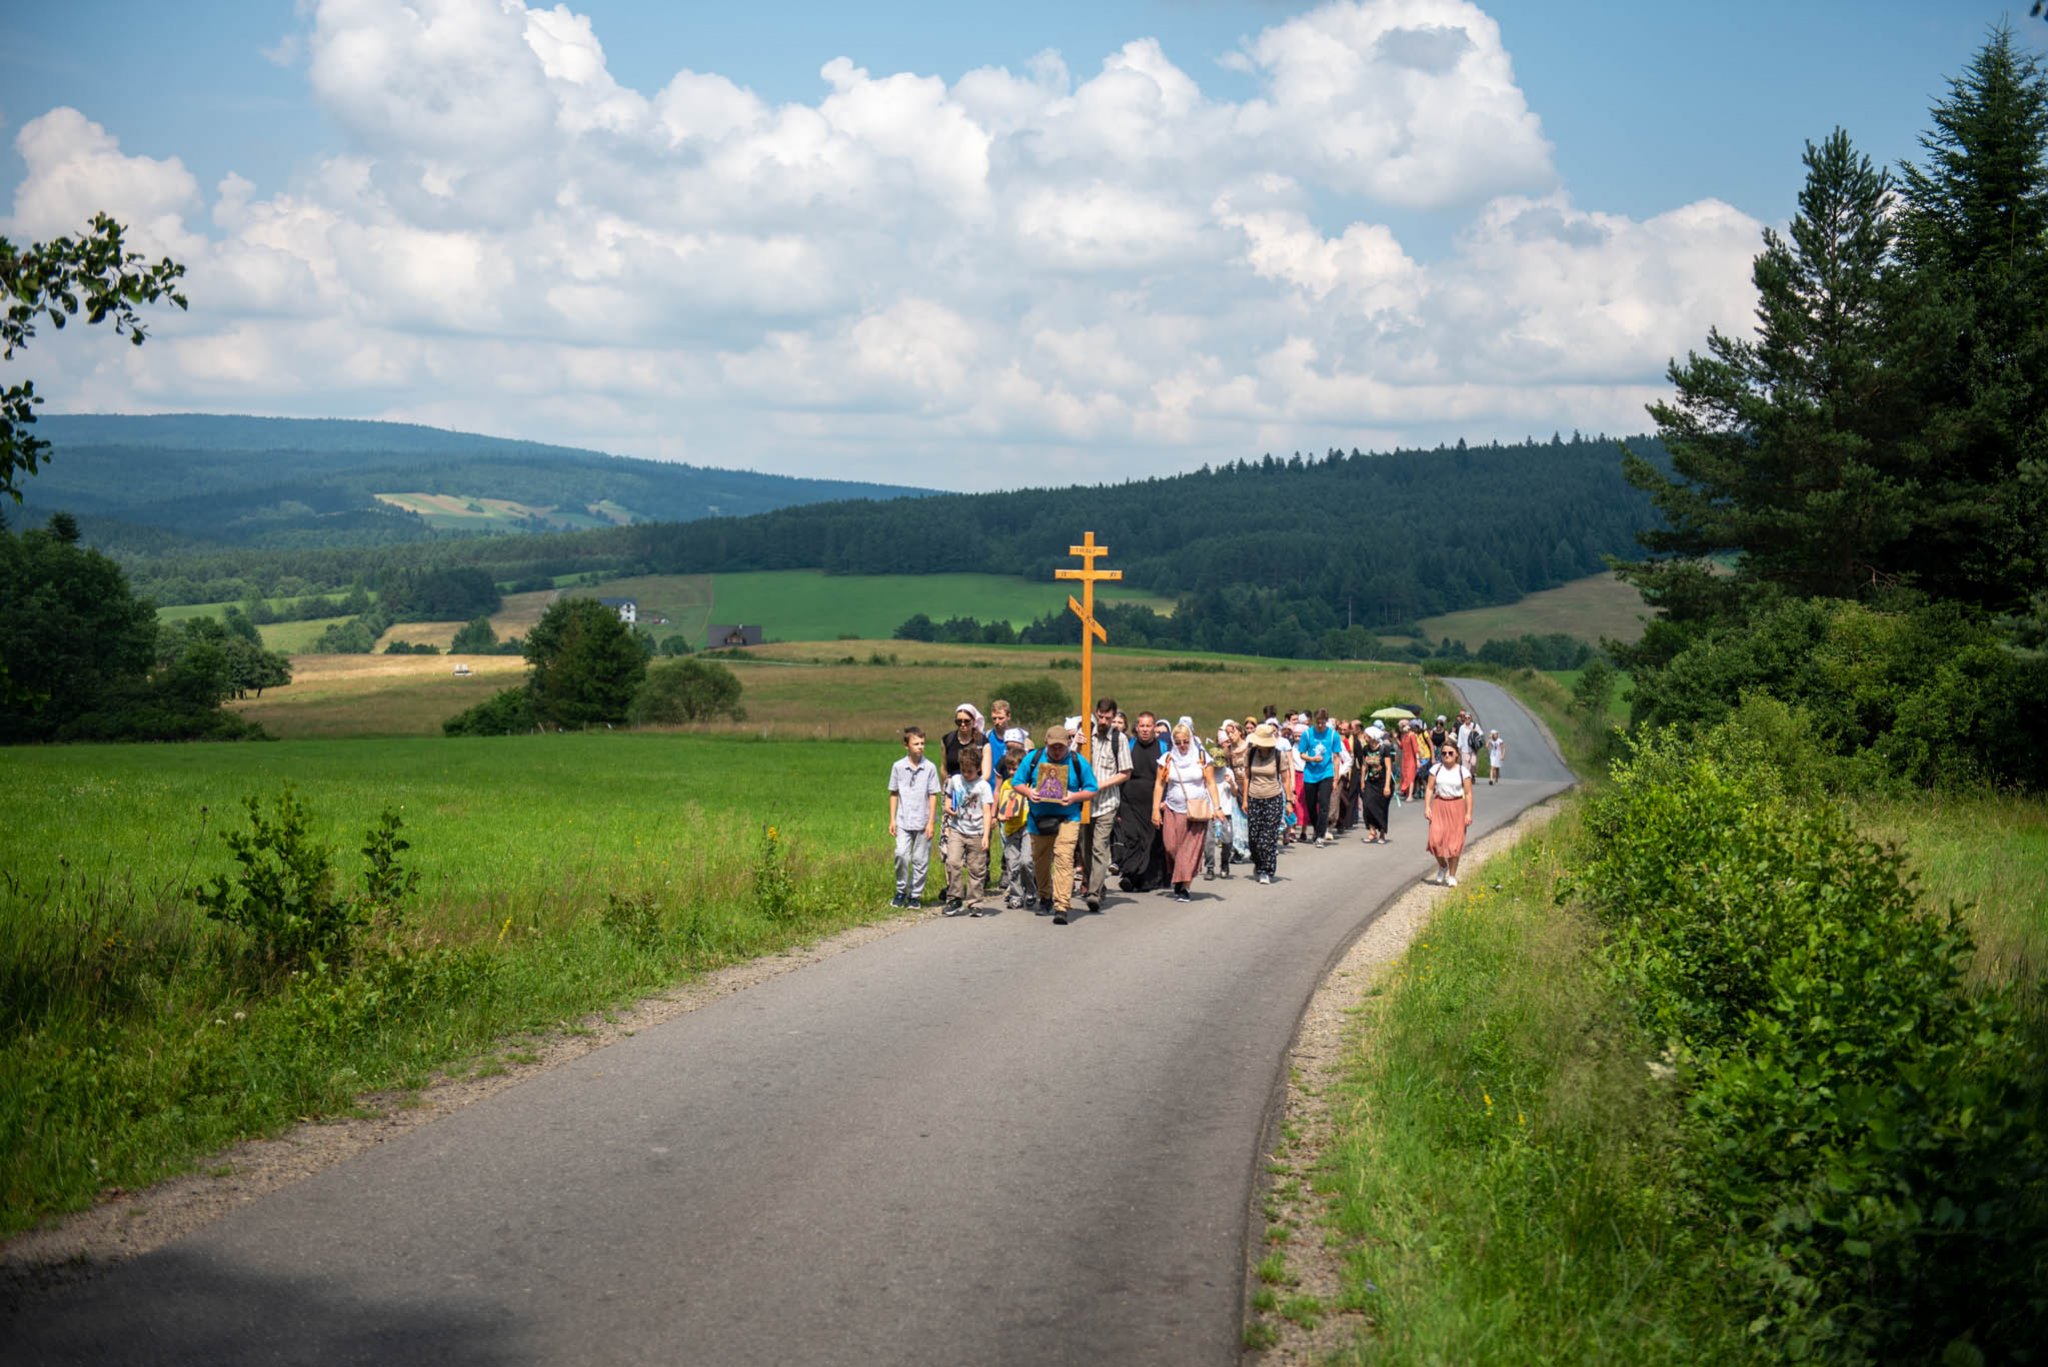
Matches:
[1,1,2038,488]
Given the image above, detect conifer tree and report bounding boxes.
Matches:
[1893,24,2048,613]
[1619,129,1910,622]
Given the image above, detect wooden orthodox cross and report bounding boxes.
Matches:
[1055,531,1120,820]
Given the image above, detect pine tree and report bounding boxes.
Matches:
[1619,129,1911,615]
[1893,25,2048,613]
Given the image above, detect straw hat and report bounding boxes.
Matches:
[1249,722,1279,748]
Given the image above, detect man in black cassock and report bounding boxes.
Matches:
[1113,711,1170,892]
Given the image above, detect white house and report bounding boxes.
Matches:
[598,596,638,625]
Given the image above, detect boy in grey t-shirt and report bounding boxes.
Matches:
[887,726,943,908]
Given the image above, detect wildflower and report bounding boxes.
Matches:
[1482,1091,1493,1111]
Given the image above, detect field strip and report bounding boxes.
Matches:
[1244,795,1571,1362]
[0,905,931,1307]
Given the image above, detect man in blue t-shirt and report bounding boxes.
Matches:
[1296,708,1342,846]
[1013,723,1099,925]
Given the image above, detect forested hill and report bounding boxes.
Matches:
[15,414,929,549]
[116,434,1665,655]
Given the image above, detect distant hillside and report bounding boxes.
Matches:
[15,414,929,549]
[107,433,1669,659]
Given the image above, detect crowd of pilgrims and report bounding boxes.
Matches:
[884,698,1507,926]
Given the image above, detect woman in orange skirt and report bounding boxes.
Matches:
[1424,738,1474,886]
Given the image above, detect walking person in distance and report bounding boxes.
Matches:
[1424,736,1474,887]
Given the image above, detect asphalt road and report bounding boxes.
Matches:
[5,683,1570,1367]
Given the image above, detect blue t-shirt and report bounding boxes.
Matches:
[1015,748,1099,825]
[1296,726,1340,783]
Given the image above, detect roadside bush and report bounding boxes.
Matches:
[1573,725,2048,1362]
[991,676,1070,730]
[190,788,419,971]
[1627,599,2048,791]
[627,657,745,725]
[442,686,537,737]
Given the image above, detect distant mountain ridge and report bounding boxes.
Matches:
[17,414,931,549]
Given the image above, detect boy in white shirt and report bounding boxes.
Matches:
[941,744,994,916]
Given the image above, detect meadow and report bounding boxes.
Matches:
[1411,571,1649,649]
[0,733,897,1232]
[232,641,1431,741]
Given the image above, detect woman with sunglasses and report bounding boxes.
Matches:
[1424,737,1474,886]
[942,703,988,779]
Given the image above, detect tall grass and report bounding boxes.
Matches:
[1318,812,1751,1364]
[0,734,905,1233]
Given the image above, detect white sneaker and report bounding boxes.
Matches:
[1425,870,1441,885]
[1446,874,1458,887]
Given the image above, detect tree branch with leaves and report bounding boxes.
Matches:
[1,212,187,502]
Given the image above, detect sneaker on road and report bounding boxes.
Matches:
[1446,875,1459,887]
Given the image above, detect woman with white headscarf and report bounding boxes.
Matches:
[1359,723,1396,843]
[942,702,987,778]
[1151,720,1221,903]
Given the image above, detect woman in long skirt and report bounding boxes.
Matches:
[1359,724,1395,843]
[1424,737,1473,885]
[1152,721,1220,903]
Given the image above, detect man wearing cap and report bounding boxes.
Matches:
[1013,723,1099,925]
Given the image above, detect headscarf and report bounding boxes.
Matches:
[953,702,985,731]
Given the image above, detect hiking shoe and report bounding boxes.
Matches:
[1203,866,1215,880]
[1052,910,1069,925]
[1036,899,1055,916]
[942,900,969,917]
[1085,897,1101,913]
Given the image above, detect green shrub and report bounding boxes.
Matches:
[1573,726,2048,1361]
[1626,599,2047,791]
[190,790,420,972]
[627,657,745,725]
[992,676,1070,729]
[442,686,537,737]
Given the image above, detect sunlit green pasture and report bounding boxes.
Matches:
[0,733,911,1231]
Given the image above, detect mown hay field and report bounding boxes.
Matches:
[1413,571,1650,649]
[232,643,1431,741]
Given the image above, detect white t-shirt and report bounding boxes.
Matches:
[1160,745,1209,814]
[1431,763,1467,800]
[945,775,993,837]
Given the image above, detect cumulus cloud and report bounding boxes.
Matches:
[2,0,1766,489]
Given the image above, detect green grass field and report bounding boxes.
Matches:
[1414,571,1649,649]
[566,570,1176,645]
[0,733,907,1232]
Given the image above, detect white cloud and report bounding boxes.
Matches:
[2,0,1766,489]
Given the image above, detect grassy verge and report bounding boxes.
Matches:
[1304,685,2048,1362]
[0,734,910,1234]
[1317,809,1750,1363]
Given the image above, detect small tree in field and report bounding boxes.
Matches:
[628,658,745,725]
[524,597,646,728]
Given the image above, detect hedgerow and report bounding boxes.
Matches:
[1571,719,2048,1362]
